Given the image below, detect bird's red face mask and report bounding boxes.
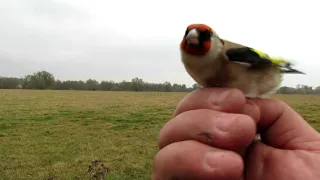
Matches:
[180,24,213,56]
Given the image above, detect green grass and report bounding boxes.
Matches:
[0,90,319,179]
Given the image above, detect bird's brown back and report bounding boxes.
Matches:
[202,39,282,96]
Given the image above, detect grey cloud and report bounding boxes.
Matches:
[0,0,183,84]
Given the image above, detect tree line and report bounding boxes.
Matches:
[0,71,200,92]
[0,70,319,94]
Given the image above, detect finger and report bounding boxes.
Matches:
[244,142,282,180]
[153,140,243,180]
[252,98,320,150]
[246,141,320,180]
[243,99,261,123]
[173,88,245,116]
[173,88,260,122]
[159,109,256,152]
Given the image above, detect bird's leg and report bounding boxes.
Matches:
[254,134,261,141]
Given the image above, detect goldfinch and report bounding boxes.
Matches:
[180,23,305,98]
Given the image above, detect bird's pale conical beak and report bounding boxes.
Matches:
[186,29,199,45]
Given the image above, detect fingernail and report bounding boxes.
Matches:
[215,114,236,132]
[203,151,225,171]
[210,89,232,107]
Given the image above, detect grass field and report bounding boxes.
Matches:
[1,90,320,179]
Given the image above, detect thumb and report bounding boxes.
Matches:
[252,98,320,150]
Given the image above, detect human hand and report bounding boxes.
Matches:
[152,88,320,180]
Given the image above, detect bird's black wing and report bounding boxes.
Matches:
[225,47,272,69]
[225,47,305,74]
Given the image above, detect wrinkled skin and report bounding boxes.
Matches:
[152,88,320,180]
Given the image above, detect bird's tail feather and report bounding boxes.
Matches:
[281,69,306,74]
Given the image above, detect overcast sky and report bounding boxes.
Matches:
[1,0,319,87]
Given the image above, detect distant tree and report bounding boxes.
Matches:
[0,77,23,89]
[192,83,201,90]
[172,83,180,92]
[131,77,144,91]
[162,81,172,92]
[294,84,314,94]
[315,86,320,94]
[22,71,55,89]
[54,80,63,90]
[303,85,314,94]
[100,80,116,91]
[117,80,130,91]
[86,79,100,91]
[277,86,296,94]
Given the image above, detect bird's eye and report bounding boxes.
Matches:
[201,30,212,40]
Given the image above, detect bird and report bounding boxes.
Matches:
[180,23,305,98]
